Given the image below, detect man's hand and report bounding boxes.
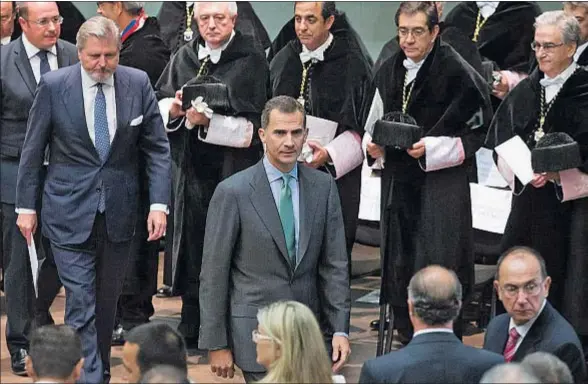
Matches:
[147,211,166,241]
[544,171,560,183]
[169,90,186,120]
[407,139,426,159]
[186,107,210,127]
[305,141,330,168]
[209,349,234,379]
[17,213,37,246]
[366,142,385,159]
[492,71,510,99]
[530,173,548,188]
[331,335,351,373]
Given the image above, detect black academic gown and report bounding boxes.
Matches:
[157,1,270,55]
[155,31,268,295]
[267,12,373,67]
[269,35,373,265]
[485,66,588,336]
[371,39,492,308]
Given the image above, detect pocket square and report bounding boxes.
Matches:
[130,115,143,126]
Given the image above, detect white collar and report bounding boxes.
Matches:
[574,40,588,62]
[299,32,333,63]
[508,299,547,339]
[22,33,57,59]
[1,36,11,45]
[186,1,194,7]
[477,1,500,19]
[541,61,577,86]
[198,29,235,64]
[413,328,454,337]
[80,65,115,89]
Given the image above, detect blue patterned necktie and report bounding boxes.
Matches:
[37,50,51,77]
[94,83,110,212]
[279,174,296,268]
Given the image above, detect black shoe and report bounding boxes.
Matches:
[156,285,172,298]
[11,349,28,376]
[111,324,126,346]
[370,319,390,330]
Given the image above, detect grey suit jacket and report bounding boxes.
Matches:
[0,37,77,204]
[16,63,171,244]
[199,160,351,372]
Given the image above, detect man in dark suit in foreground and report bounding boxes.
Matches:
[359,265,504,384]
[15,15,171,383]
[198,96,351,383]
[483,246,587,383]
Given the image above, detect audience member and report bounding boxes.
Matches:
[25,325,84,384]
[140,365,190,384]
[521,352,574,383]
[359,265,503,384]
[480,363,541,384]
[483,247,586,382]
[0,1,15,44]
[123,322,188,384]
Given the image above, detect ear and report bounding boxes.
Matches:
[543,276,551,297]
[493,280,503,301]
[566,43,577,59]
[430,24,440,42]
[258,127,267,145]
[18,16,27,30]
[25,356,36,381]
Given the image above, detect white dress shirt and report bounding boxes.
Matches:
[413,328,454,337]
[540,61,577,103]
[574,40,588,63]
[22,33,58,84]
[403,54,428,84]
[299,32,333,63]
[197,30,235,64]
[477,1,500,19]
[508,299,546,353]
[81,68,117,145]
[1,35,11,45]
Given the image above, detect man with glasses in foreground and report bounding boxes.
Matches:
[483,247,586,382]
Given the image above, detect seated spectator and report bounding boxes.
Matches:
[24,325,84,384]
[140,364,190,384]
[359,265,504,384]
[480,363,541,383]
[255,301,336,384]
[122,322,188,383]
[483,247,586,382]
[521,352,574,383]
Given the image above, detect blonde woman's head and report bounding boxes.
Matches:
[255,301,333,384]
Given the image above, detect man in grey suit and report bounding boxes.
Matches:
[0,1,77,376]
[199,95,351,383]
[15,15,171,383]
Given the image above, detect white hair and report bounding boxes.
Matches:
[193,2,238,17]
[76,15,120,51]
[535,10,580,46]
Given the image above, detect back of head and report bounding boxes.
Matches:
[521,352,574,383]
[28,324,83,381]
[480,363,541,383]
[140,364,190,384]
[257,301,332,384]
[407,265,462,326]
[125,322,188,375]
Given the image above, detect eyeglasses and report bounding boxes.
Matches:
[251,330,275,344]
[531,41,565,52]
[500,280,544,298]
[25,15,63,27]
[398,27,428,38]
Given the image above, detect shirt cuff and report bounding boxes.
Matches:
[150,204,168,214]
[15,208,36,214]
[333,332,349,338]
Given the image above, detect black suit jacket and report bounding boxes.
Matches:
[360,332,504,383]
[484,301,587,383]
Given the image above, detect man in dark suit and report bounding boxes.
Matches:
[15,15,171,383]
[359,265,504,384]
[199,96,351,383]
[0,1,77,375]
[483,246,587,383]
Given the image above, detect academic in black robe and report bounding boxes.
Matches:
[157,1,270,55]
[370,39,492,335]
[267,11,373,67]
[485,66,588,338]
[269,33,373,273]
[155,31,268,340]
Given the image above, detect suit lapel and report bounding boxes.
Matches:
[56,41,74,68]
[109,68,133,158]
[249,162,292,268]
[492,316,510,354]
[297,166,318,262]
[513,303,551,361]
[13,38,37,96]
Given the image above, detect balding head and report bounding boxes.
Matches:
[17,2,60,49]
[480,363,541,383]
[521,352,574,383]
[407,265,462,327]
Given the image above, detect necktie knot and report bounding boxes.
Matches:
[37,50,48,59]
[37,50,51,76]
[509,327,520,340]
[539,76,564,88]
[403,58,422,71]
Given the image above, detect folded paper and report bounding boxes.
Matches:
[198,114,253,148]
[495,135,534,186]
[299,115,338,162]
[559,168,588,202]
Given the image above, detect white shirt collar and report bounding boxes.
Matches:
[1,36,11,45]
[574,40,588,62]
[299,32,333,63]
[541,61,577,85]
[477,1,500,19]
[413,328,454,337]
[21,33,57,59]
[80,65,115,89]
[508,299,547,339]
[198,29,235,64]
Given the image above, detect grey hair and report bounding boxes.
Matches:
[535,10,581,46]
[76,15,121,51]
[121,2,144,16]
[521,352,574,384]
[193,2,238,17]
[480,363,541,384]
[140,365,190,384]
[261,95,307,130]
[407,265,462,326]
